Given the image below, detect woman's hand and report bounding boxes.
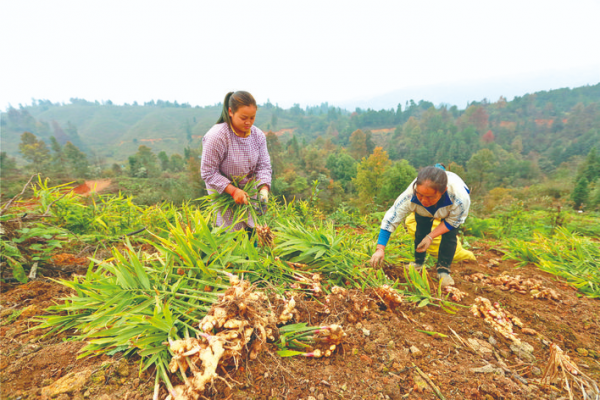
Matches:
[416,234,433,253]
[259,187,269,215]
[370,247,385,268]
[231,188,249,205]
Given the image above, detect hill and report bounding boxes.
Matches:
[1,83,599,169]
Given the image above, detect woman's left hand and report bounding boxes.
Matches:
[416,235,433,253]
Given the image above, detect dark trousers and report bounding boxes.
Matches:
[414,213,457,274]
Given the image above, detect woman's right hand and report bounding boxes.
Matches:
[231,188,249,205]
[370,248,385,268]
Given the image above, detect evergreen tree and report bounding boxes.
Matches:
[582,147,600,183]
[571,176,589,210]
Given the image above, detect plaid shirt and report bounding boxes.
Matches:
[201,123,272,230]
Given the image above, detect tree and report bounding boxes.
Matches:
[466,148,496,194]
[571,176,588,210]
[325,151,358,191]
[64,142,89,178]
[186,153,206,199]
[379,159,417,206]
[19,131,50,171]
[482,130,495,144]
[49,136,65,168]
[170,154,184,172]
[132,145,159,177]
[349,129,367,160]
[112,163,122,176]
[353,147,391,210]
[266,131,284,176]
[582,147,600,183]
[158,151,170,171]
[271,113,278,130]
[365,130,376,155]
[0,152,17,177]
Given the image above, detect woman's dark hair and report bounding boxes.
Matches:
[413,166,448,194]
[216,91,257,127]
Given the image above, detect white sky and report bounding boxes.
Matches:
[2,0,599,110]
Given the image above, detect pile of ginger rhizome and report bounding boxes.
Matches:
[165,273,356,400]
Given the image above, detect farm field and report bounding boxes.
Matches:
[1,180,599,400]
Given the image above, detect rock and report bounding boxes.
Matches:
[531,366,542,376]
[364,342,377,354]
[384,381,402,400]
[488,336,497,346]
[577,348,588,357]
[115,358,130,377]
[510,341,536,362]
[41,369,92,397]
[471,364,503,375]
[409,346,422,357]
[362,328,371,336]
[473,331,484,339]
[91,370,106,384]
[387,340,395,349]
[467,338,493,354]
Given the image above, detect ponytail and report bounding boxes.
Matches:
[216,92,235,126]
[216,91,257,128]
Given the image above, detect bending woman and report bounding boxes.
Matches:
[201,91,272,231]
[370,165,470,288]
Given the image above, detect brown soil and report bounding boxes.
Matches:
[72,180,112,195]
[1,243,599,400]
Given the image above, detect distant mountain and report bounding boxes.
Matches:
[336,65,600,111]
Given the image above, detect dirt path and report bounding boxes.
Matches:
[1,244,599,399]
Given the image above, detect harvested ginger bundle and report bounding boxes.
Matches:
[470,297,524,343]
[256,224,275,247]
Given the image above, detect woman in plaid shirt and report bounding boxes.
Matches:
[201,91,272,231]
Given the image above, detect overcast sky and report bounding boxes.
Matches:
[2,0,599,111]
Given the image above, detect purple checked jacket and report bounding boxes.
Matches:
[201,123,272,230]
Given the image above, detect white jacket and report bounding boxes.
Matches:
[380,171,470,233]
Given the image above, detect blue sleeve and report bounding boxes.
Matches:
[377,229,392,246]
[443,220,456,231]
